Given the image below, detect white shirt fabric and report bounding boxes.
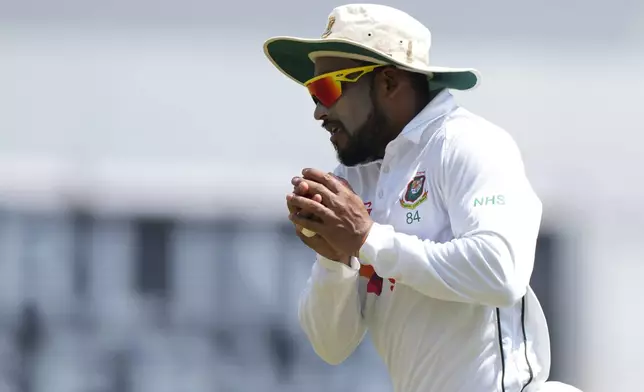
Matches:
[298,90,582,392]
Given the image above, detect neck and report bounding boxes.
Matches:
[389,93,434,140]
[372,89,441,161]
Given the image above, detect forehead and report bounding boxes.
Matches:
[313,57,363,77]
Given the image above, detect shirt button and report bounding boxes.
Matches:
[378,190,384,199]
[382,165,389,174]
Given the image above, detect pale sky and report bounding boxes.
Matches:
[0,0,641,44]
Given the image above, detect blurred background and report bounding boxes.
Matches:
[0,0,642,391]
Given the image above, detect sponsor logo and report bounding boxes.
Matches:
[473,194,506,207]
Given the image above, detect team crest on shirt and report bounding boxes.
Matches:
[399,171,428,209]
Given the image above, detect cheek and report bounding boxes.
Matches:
[333,98,372,136]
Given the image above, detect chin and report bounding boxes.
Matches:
[337,155,363,167]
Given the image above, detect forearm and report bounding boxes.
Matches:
[298,256,367,364]
[359,223,535,307]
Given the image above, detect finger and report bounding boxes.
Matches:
[302,168,342,194]
[295,228,313,242]
[289,212,325,234]
[286,198,299,214]
[286,194,332,219]
[295,227,327,246]
[294,182,309,196]
[300,227,317,237]
[292,177,310,195]
[291,177,328,203]
[289,200,321,220]
[299,179,336,203]
[287,198,313,215]
[294,224,317,239]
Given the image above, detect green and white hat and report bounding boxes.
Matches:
[263,3,481,90]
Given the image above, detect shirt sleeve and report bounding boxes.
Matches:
[358,125,542,308]
[297,164,367,364]
[298,254,367,364]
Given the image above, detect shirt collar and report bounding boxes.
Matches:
[399,89,457,144]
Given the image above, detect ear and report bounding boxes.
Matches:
[377,67,403,98]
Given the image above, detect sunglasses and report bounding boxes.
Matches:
[304,64,385,108]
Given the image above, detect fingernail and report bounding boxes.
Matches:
[291,177,301,185]
[286,194,293,200]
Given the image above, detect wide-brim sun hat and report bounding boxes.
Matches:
[263,3,481,91]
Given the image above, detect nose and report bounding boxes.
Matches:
[313,101,328,121]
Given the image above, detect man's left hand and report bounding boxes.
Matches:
[287,168,373,257]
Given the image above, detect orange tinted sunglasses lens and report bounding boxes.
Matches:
[307,76,342,107]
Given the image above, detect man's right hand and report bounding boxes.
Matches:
[294,228,352,265]
[287,177,351,265]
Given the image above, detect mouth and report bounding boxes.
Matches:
[323,122,344,145]
[325,124,341,135]
[329,126,342,142]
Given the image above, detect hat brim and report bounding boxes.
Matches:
[263,36,481,91]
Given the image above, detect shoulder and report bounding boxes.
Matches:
[433,107,525,170]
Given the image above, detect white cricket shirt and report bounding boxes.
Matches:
[298,90,553,392]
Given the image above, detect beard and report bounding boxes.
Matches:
[334,107,392,167]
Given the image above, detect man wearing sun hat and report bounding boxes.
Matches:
[265,4,583,392]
